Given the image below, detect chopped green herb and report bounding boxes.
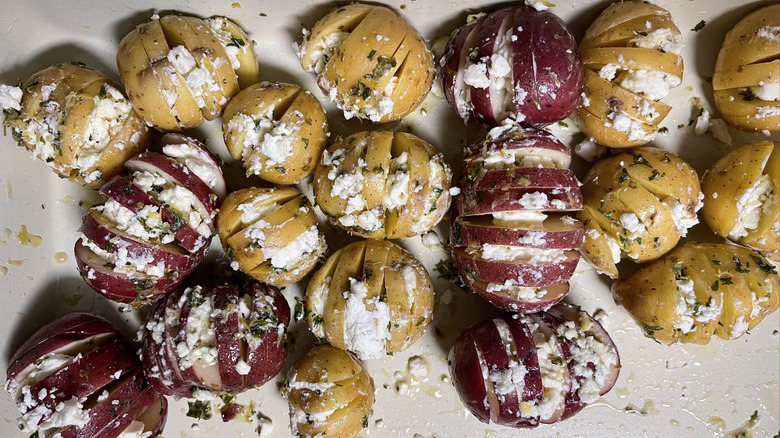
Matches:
[98,85,107,98]
[711,280,719,291]
[365,56,397,79]
[691,20,706,32]
[618,168,631,186]
[643,324,664,338]
[104,241,115,253]
[134,278,154,293]
[186,400,212,420]
[293,297,308,323]
[739,88,756,102]
[751,255,777,276]
[711,259,721,265]
[350,81,372,100]
[311,314,325,326]
[629,151,652,167]
[734,256,750,273]
[367,49,376,60]
[79,367,90,379]
[720,277,733,285]
[123,186,136,195]
[636,31,648,37]
[648,169,661,181]
[228,36,246,48]
[274,166,287,174]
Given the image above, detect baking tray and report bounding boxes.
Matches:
[0,0,777,437]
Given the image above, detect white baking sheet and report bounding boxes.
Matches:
[0,0,778,437]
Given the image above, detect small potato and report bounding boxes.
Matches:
[713,4,779,132]
[217,187,327,285]
[577,0,683,147]
[222,82,328,184]
[287,345,374,438]
[613,242,779,344]
[578,147,702,278]
[313,131,452,239]
[305,239,434,360]
[0,63,149,188]
[296,3,434,122]
[117,14,258,131]
[701,141,779,260]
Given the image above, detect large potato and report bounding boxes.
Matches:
[287,345,374,438]
[613,242,779,344]
[222,82,328,184]
[117,14,258,131]
[313,131,452,239]
[441,6,582,126]
[701,141,779,260]
[305,239,433,360]
[296,3,434,122]
[217,187,327,285]
[578,147,702,278]
[0,63,149,188]
[577,0,683,147]
[713,4,779,132]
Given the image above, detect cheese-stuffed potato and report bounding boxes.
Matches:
[613,242,779,344]
[577,0,683,147]
[117,14,258,131]
[217,187,327,285]
[287,345,374,438]
[296,4,434,122]
[305,239,434,360]
[313,131,452,239]
[701,141,779,260]
[578,147,702,278]
[222,82,328,184]
[0,63,149,188]
[713,4,779,132]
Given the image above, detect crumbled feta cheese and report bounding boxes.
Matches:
[631,28,683,55]
[167,46,197,74]
[619,70,681,101]
[0,84,23,111]
[607,109,653,142]
[525,0,551,11]
[598,64,618,81]
[694,108,710,136]
[729,175,773,239]
[343,277,390,360]
[162,142,221,190]
[235,359,251,375]
[756,26,780,42]
[751,82,780,101]
[662,197,700,237]
[479,244,567,264]
[574,137,605,162]
[463,63,490,89]
[756,106,780,119]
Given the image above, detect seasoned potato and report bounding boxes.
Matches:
[313,131,452,239]
[305,239,434,360]
[222,82,328,184]
[287,345,374,438]
[578,147,702,278]
[117,14,258,131]
[296,4,434,122]
[217,187,327,285]
[577,0,683,147]
[701,141,779,260]
[713,4,779,132]
[0,63,149,188]
[613,242,779,344]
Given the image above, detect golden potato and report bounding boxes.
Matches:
[117,14,258,131]
[287,345,374,438]
[313,131,452,239]
[296,4,434,122]
[222,82,328,185]
[305,239,434,360]
[577,0,683,147]
[613,242,779,344]
[217,187,327,285]
[578,147,702,278]
[713,4,779,132]
[0,63,149,188]
[701,141,779,260]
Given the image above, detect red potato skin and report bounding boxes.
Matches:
[454,185,583,217]
[453,247,580,287]
[470,8,513,126]
[468,168,581,193]
[537,310,584,421]
[452,215,584,250]
[160,133,226,200]
[141,294,194,398]
[448,332,491,423]
[465,127,571,163]
[245,283,290,388]
[469,280,569,313]
[442,18,482,120]
[213,285,244,393]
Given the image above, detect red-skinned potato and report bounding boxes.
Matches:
[75,134,224,304]
[450,124,584,312]
[441,7,583,126]
[141,282,290,396]
[5,312,167,438]
[448,304,619,428]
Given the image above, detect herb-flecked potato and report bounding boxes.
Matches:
[117,14,258,131]
[217,187,327,286]
[287,345,374,438]
[713,4,779,132]
[613,242,779,345]
[296,3,434,122]
[305,239,434,360]
[313,131,452,239]
[701,141,779,261]
[0,63,149,188]
[577,0,683,147]
[578,147,702,278]
[221,82,328,184]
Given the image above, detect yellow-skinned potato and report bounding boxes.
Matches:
[222,82,329,185]
[578,0,683,148]
[287,345,374,438]
[217,187,327,285]
[296,4,434,122]
[117,14,258,131]
[713,4,779,132]
[578,147,702,278]
[701,141,779,260]
[0,63,149,188]
[305,239,434,360]
[613,242,779,345]
[313,131,452,239]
